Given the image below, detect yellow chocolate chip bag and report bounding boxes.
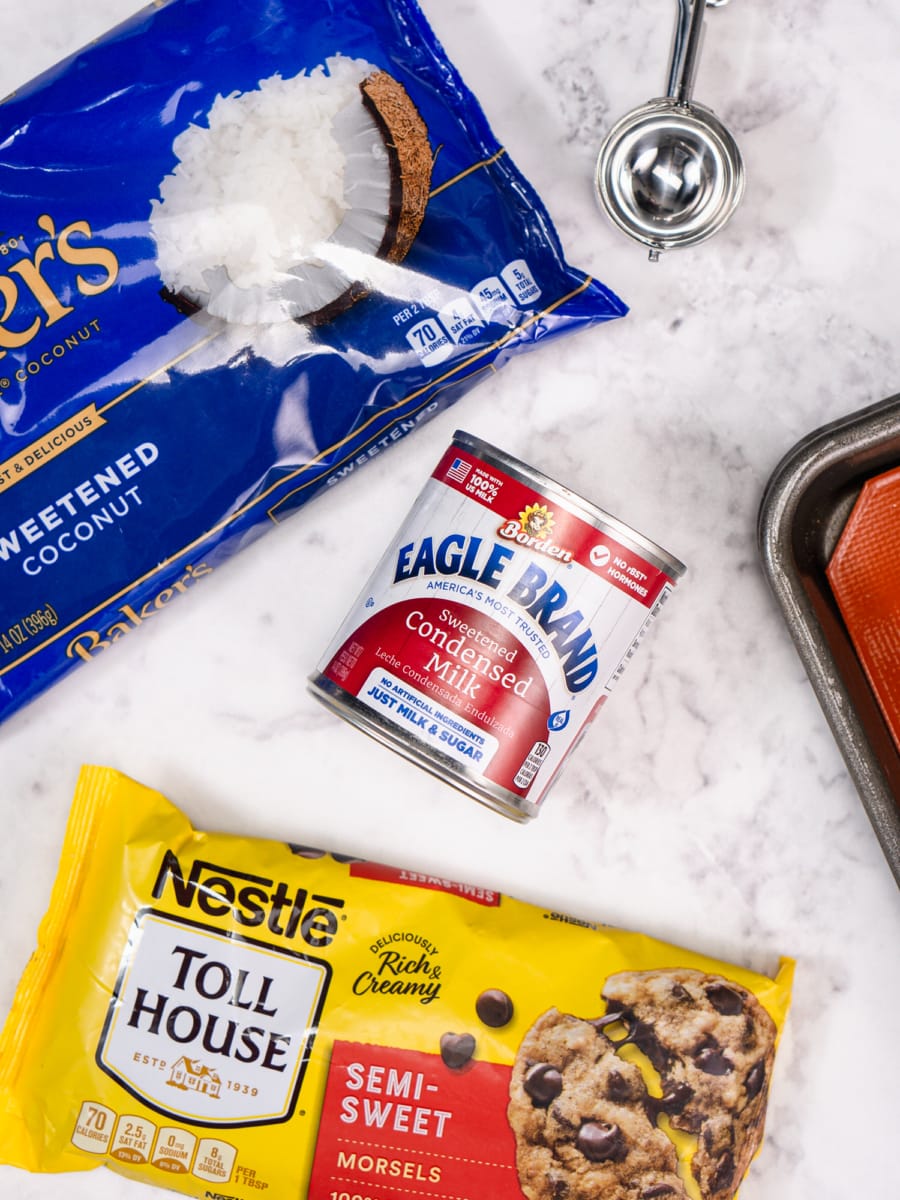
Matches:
[0,766,792,1200]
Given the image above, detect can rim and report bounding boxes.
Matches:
[452,430,686,580]
[308,674,538,823]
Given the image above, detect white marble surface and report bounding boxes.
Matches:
[1,1,899,1197]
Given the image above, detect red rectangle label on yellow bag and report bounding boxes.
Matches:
[308,1041,521,1198]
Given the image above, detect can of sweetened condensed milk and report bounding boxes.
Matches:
[309,431,686,821]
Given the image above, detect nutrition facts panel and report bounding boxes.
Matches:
[403,258,542,367]
[71,1101,237,1183]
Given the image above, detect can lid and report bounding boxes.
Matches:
[452,430,686,580]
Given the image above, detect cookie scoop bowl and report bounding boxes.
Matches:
[596,98,744,259]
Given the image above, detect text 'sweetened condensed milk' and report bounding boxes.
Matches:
[310,432,686,821]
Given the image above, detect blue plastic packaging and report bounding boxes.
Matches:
[0,0,626,725]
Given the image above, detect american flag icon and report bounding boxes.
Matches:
[446,457,471,484]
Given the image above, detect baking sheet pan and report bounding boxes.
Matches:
[758,394,900,886]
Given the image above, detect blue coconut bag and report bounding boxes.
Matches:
[0,0,625,725]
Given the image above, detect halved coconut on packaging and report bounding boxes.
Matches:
[150,56,432,326]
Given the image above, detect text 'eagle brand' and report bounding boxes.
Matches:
[394,533,597,692]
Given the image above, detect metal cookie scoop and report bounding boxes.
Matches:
[596,0,744,259]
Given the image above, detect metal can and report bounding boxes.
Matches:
[309,431,686,821]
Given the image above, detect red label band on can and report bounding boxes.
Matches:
[309,431,686,821]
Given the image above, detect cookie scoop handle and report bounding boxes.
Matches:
[666,0,729,104]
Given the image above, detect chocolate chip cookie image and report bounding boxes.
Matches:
[601,969,777,1200]
[507,1008,689,1199]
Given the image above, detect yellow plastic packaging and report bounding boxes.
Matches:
[0,766,792,1200]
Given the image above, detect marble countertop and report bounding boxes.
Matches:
[1,1,898,1198]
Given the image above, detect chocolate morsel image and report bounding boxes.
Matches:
[475,988,514,1028]
[745,1060,766,1098]
[440,1032,476,1070]
[576,1120,626,1163]
[694,1043,733,1076]
[704,982,745,1015]
[522,1062,563,1107]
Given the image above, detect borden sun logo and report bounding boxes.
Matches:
[518,502,554,540]
[497,500,573,562]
